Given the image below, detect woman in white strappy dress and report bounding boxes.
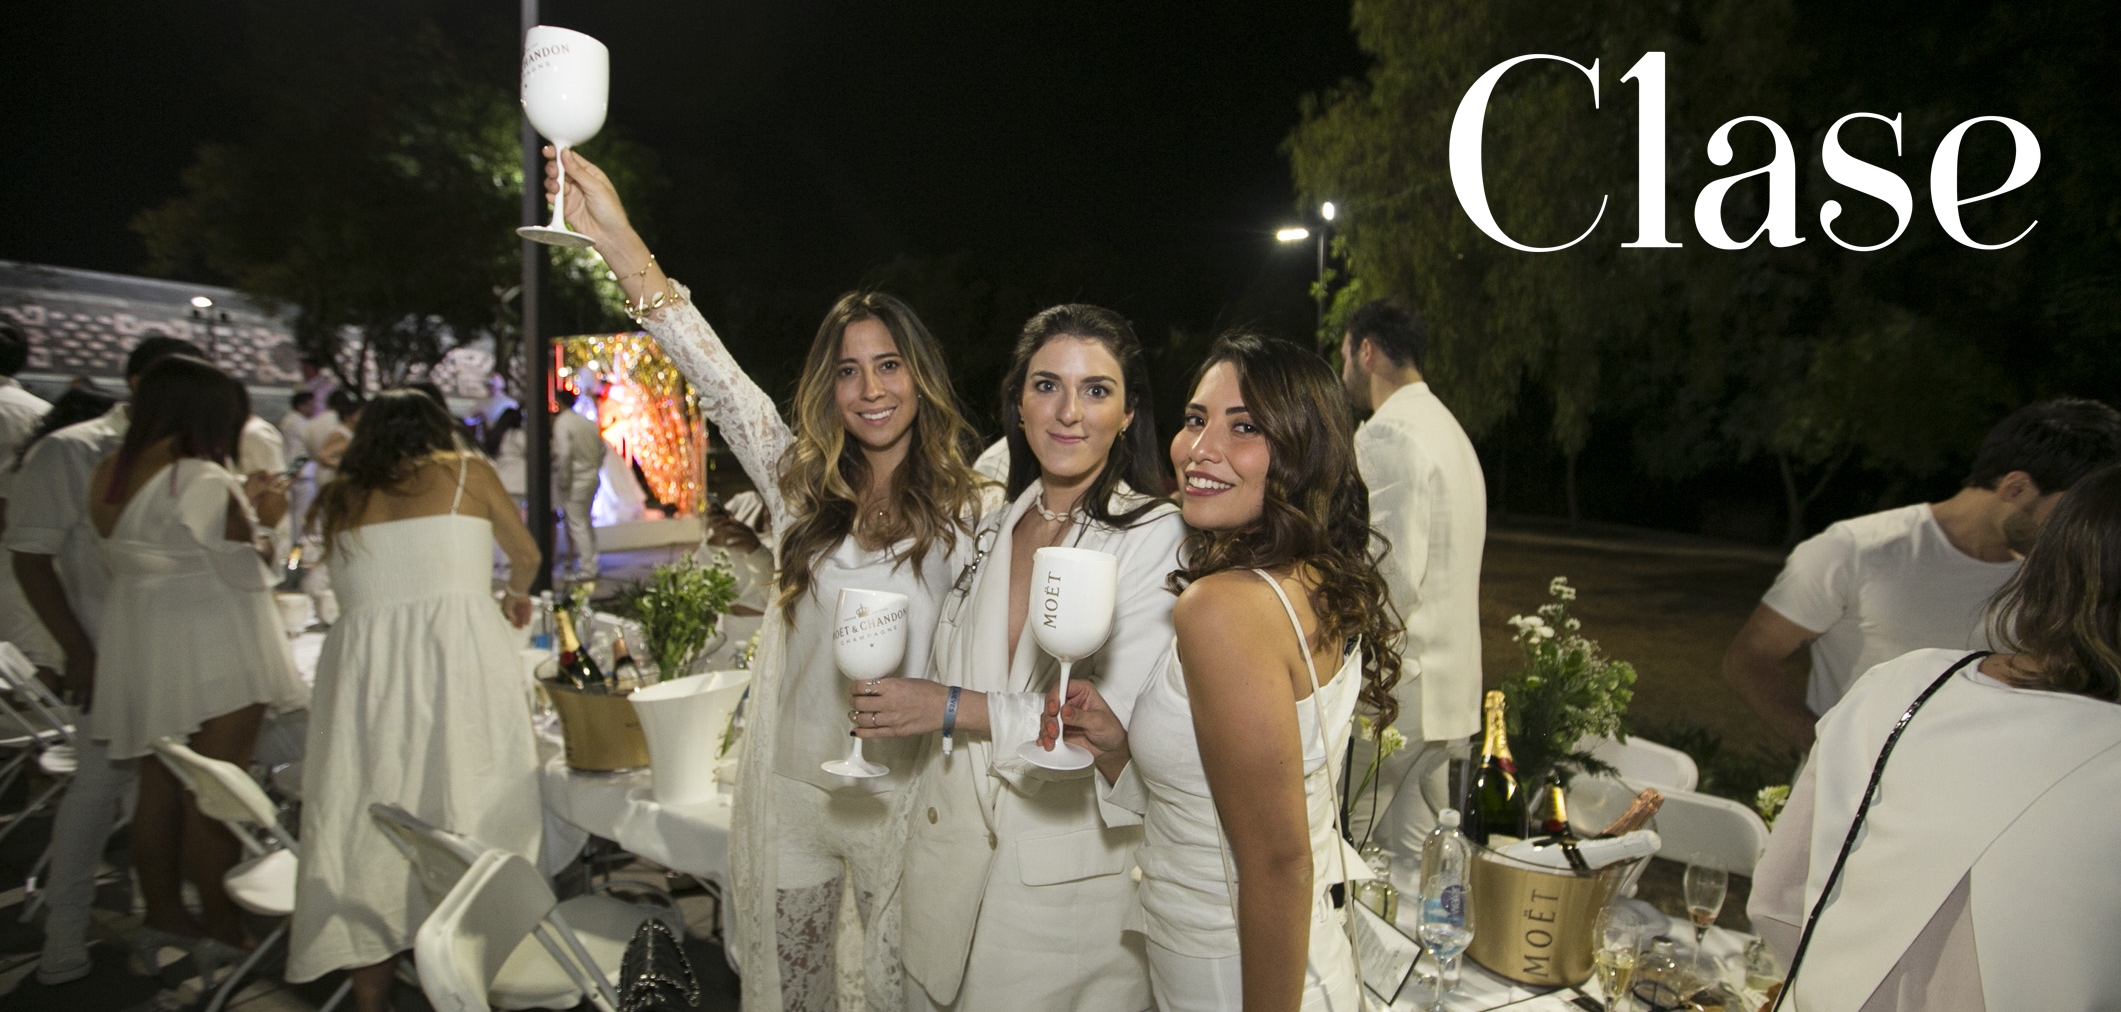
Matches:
[1057,334,1407,1012]
[544,149,993,1011]
[87,356,309,961]
[285,391,542,1012]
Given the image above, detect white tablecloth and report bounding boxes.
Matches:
[538,753,735,886]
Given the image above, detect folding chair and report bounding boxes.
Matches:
[1641,785,1771,875]
[417,850,624,1012]
[1576,733,1701,791]
[151,739,352,1012]
[0,642,75,850]
[372,803,660,1011]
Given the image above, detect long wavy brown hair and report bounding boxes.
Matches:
[1989,465,2121,702]
[775,291,985,617]
[1170,332,1404,726]
[310,389,460,553]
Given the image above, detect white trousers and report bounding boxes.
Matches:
[1144,901,1363,1012]
[772,774,902,1012]
[39,738,138,963]
[560,482,598,578]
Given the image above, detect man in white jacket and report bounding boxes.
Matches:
[1338,299,1486,887]
[552,394,607,582]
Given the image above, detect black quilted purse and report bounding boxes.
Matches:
[616,918,702,1012]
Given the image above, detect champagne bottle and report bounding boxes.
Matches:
[1534,782,1590,873]
[1462,690,1519,846]
[1494,829,1660,871]
[1595,787,1666,838]
[610,635,643,694]
[555,610,607,693]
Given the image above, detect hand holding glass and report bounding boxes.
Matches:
[1020,547,1117,771]
[518,25,608,248]
[824,589,908,779]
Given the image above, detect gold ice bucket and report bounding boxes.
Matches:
[1465,845,1640,987]
[544,678,649,772]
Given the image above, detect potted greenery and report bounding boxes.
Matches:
[608,553,741,682]
[614,553,747,805]
[1498,576,1638,816]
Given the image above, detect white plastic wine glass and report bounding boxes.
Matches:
[1683,862,1729,976]
[1019,547,1118,771]
[823,588,909,779]
[518,25,608,248]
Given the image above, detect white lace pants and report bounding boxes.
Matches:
[773,774,903,1012]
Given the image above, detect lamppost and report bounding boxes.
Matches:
[189,295,229,362]
[1276,201,1337,334]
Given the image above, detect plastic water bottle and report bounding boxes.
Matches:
[1418,808,1475,962]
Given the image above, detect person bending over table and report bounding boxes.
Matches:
[856,305,1184,1011]
[1059,333,1404,1012]
[1749,464,2121,1011]
[547,148,993,1012]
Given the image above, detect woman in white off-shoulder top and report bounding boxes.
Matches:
[1061,333,1405,1012]
[546,149,992,1012]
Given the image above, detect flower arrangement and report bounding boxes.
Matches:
[1498,577,1638,793]
[1348,714,1409,848]
[607,552,741,682]
[1754,784,1791,828]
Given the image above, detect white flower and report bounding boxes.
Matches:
[1377,725,1408,757]
[1537,625,1556,640]
[1565,618,1581,632]
[1549,576,1577,602]
[1355,715,1377,741]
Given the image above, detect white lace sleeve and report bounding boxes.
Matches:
[637,282,793,523]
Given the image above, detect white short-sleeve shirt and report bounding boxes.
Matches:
[1762,504,2018,714]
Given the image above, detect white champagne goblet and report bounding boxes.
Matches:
[518,25,608,249]
[1019,547,1119,771]
[824,588,909,778]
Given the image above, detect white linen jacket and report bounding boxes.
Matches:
[1354,381,1485,743]
[901,482,1184,1006]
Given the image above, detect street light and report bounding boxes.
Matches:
[1275,227,1311,242]
[1321,201,1337,222]
[190,295,214,309]
[189,296,228,360]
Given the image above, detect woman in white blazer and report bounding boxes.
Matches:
[1749,465,2121,1011]
[855,305,1185,1012]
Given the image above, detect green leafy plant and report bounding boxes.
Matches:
[1499,577,1637,792]
[1755,784,1791,829]
[607,553,740,682]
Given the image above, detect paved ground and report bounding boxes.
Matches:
[0,521,1791,1008]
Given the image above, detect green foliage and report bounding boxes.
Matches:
[606,555,741,682]
[1498,577,1636,789]
[132,3,656,391]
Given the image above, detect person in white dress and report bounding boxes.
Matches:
[854,305,1184,1012]
[85,355,309,955]
[1062,333,1406,1012]
[285,390,542,1012]
[546,148,992,1012]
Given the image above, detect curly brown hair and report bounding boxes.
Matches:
[774,291,986,618]
[1989,465,2121,702]
[1170,331,1403,726]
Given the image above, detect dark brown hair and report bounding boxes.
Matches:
[1171,331,1404,726]
[1989,465,2121,702]
[112,356,247,482]
[310,389,460,551]
[998,304,1170,526]
[775,290,985,618]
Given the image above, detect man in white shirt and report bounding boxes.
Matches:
[553,397,607,582]
[8,335,200,983]
[0,323,56,667]
[277,389,317,453]
[1725,397,2121,749]
[1337,300,1487,880]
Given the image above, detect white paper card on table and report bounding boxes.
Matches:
[1351,901,1421,1004]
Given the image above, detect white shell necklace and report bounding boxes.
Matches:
[1034,493,1077,526]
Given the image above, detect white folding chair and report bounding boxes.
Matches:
[1577,733,1700,792]
[417,850,618,1012]
[151,739,352,1012]
[1640,785,1771,875]
[0,642,76,850]
[372,803,655,1012]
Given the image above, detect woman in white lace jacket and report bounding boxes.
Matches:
[547,151,991,1011]
[855,306,1185,1011]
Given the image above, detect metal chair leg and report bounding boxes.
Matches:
[0,774,67,849]
[204,921,285,1012]
[316,975,356,1012]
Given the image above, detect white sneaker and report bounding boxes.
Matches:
[35,948,91,985]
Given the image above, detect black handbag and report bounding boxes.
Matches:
[616,917,702,1012]
[1769,649,1989,1011]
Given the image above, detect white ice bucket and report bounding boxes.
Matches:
[629,670,750,806]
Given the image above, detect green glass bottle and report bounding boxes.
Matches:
[1463,689,1519,846]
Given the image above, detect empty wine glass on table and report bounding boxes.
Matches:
[1020,547,1118,771]
[518,25,608,248]
[822,588,909,778]
[1683,863,1728,976]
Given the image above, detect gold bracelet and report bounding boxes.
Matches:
[626,279,687,323]
[609,253,657,285]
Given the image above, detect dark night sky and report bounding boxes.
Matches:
[0,1,1365,354]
